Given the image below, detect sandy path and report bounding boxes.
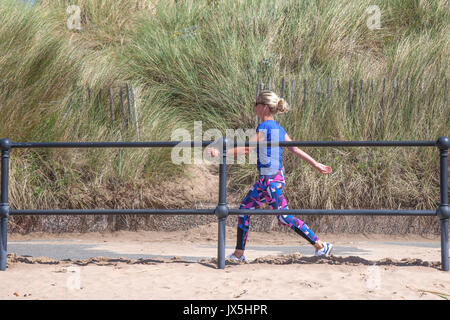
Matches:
[1,224,449,300]
[2,260,449,300]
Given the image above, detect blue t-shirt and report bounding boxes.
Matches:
[256,120,286,176]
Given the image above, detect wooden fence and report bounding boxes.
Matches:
[256,76,447,110]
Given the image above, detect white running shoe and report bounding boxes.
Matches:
[227,253,246,261]
[314,242,333,257]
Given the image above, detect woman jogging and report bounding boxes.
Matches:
[207,90,333,261]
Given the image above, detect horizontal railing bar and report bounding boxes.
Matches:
[10,209,216,215]
[10,140,437,149]
[11,141,213,148]
[228,209,436,216]
[275,140,436,147]
[9,208,436,216]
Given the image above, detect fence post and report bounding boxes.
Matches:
[109,87,115,122]
[303,78,307,107]
[444,78,447,107]
[256,78,261,128]
[214,137,229,269]
[119,86,126,130]
[326,77,330,99]
[348,79,353,114]
[291,79,296,106]
[315,78,319,101]
[126,83,133,128]
[407,77,411,101]
[393,77,398,100]
[131,86,140,141]
[359,79,363,106]
[0,138,11,271]
[436,136,449,271]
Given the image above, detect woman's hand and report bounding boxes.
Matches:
[207,147,220,157]
[314,162,332,174]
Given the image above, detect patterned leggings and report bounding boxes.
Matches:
[236,168,319,250]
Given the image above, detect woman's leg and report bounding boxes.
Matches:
[277,214,320,246]
[267,180,321,246]
[234,180,265,255]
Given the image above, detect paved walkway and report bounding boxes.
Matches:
[7,239,442,263]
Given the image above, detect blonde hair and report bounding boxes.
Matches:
[256,90,289,114]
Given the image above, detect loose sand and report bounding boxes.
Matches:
[1,223,449,300]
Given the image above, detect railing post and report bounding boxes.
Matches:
[214,137,229,269]
[0,138,11,271]
[436,136,449,271]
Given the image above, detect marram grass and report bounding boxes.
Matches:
[0,0,448,233]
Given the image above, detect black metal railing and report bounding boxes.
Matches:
[0,136,448,271]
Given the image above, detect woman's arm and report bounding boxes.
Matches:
[285,133,332,174]
[207,131,264,158]
[229,131,263,157]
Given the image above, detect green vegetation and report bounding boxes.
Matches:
[0,0,448,233]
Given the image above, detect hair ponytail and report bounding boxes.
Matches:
[277,98,289,113]
[256,90,290,115]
